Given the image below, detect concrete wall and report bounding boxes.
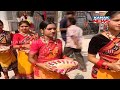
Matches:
[0,11,18,31]
[0,11,10,31]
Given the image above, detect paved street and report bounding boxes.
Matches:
[0,34,96,79]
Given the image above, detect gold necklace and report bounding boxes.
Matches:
[106,31,120,40]
[106,31,120,47]
[20,32,29,37]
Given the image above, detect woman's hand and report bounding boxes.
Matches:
[64,56,74,61]
[36,63,52,71]
[0,49,10,53]
[108,60,120,72]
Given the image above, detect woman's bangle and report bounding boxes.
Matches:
[96,59,105,68]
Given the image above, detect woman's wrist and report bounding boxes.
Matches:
[105,62,113,69]
[36,63,50,70]
[102,62,108,66]
[63,55,67,59]
[102,61,114,70]
[96,60,111,69]
[102,62,110,69]
[96,59,105,68]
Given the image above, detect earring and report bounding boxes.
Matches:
[105,24,108,31]
[41,33,44,36]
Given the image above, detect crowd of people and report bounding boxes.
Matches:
[1,11,120,79]
[0,11,86,79]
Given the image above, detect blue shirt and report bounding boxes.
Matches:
[60,18,67,42]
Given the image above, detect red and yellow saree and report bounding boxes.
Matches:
[29,37,69,79]
[13,32,38,78]
[92,37,120,79]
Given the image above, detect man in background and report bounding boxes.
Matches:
[64,17,87,72]
[60,11,75,42]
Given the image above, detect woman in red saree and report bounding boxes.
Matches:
[29,21,73,79]
[88,11,120,79]
[13,21,38,79]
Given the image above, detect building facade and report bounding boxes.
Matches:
[0,11,18,31]
[0,11,107,35]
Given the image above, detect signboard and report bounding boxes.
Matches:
[92,16,110,23]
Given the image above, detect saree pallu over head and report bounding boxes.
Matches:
[92,38,120,79]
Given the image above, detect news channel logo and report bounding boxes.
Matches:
[92,16,110,23]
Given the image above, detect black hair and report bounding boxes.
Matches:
[66,11,75,15]
[46,17,54,22]
[18,21,30,26]
[67,17,76,25]
[105,11,120,19]
[0,20,3,25]
[39,21,56,30]
[15,30,19,33]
